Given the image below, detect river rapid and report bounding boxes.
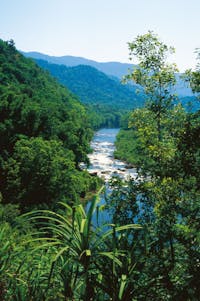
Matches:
[86,128,138,225]
[87,128,138,182]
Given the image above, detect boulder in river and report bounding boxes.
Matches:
[101,170,110,175]
[89,171,98,176]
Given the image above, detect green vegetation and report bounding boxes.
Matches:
[86,103,128,129]
[33,60,142,109]
[112,32,200,299]
[0,35,200,300]
[185,49,200,96]
[115,128,140,165]
[0,39,99,210]
[0,192,143,300]
[33,59,145,128]
[22,51,134,81]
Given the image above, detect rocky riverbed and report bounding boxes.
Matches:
[87,128,138,182]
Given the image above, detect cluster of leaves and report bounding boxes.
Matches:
[0,39,100,210]
[111,32,200,299]
[0,191,144,300]
[184,49,200,96]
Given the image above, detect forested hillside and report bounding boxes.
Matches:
[22,51,134,78]
[34,60,142,108]
[31,59,145,128]
[0,33,200,300]
[23,51,194,97]
[0,39,99,210]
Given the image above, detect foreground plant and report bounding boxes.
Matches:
[24,188,142,300]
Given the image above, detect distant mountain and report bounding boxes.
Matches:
[22,51,133,79]
[33,59,144,109]
[22,51,194,97]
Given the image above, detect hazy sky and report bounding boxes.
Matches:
[1,0,199,71]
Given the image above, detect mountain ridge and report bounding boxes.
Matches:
[22,51,194,97]
[34,58,144,109]
[21,51,134,79]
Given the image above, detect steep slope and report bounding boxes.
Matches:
[33,59,144,109]
[0,39,96,209]
[23,51,194,97]
[22,51,134,79]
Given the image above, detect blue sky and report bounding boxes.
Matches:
[0,0,199,71]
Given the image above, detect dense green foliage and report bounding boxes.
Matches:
[86,103,128,129]
[34,60,142,108]
[1,36,200,300]
[33,59,145,128]
[0,39,99,210]
[115,128,139,165]
[0,190,143,300]
[112,32,200,299]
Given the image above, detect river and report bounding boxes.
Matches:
[87,128,138,182]
[87,128,138,225]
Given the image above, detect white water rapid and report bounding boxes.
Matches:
[87,128,138,182]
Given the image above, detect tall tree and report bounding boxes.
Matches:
[125,31,178,141]
[123,31,183,178]
[113,33,200,299]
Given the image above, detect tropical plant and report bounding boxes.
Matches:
[22,188,142,300]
